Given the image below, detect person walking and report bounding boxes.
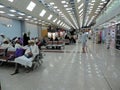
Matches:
[106,32,111,49]
[81,31,88,53]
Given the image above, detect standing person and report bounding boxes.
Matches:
[106,32,111,49]
[81,31,88,53]
[23,33,30,46]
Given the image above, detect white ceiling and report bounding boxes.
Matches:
[0,0,109,30]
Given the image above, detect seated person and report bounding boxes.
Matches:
[11,40,39,75]
[50,37,53,41]
[14,38,25,49]
[0,39,13,49]
[55,37,58,41]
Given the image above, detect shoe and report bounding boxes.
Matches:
[11,71,19,75]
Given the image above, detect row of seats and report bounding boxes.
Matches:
[46,40,65,49]
[0,48,43,69]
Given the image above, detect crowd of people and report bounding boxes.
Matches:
[0,33,45,75]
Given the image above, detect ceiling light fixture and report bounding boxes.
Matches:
[0,5,5,8]
[8,13,15,16]
[53,18,57,22]
[27,16,32,18]
[18,16,23,19]
[61,1,66,3]
[39,9,46,17]
[50,2,55,5]
[77,0,81,3]
[10,9,16,12]
[8,0,14,2]
[18,12,25,15]
[78,3,83,9]
[26,1,36,11]
[48,14,53,20]
[0,11,5,13]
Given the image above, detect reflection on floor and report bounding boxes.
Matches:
[0,41,120,90]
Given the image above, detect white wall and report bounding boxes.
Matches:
[24,22,39,39]
[0,17,21,39]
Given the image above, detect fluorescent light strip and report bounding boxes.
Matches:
[25,18,29,21]
[8,0,14,2]
[79,9,83,14]
[26,1,36,11]
[84,16,89,26]
[8,13,15,16]
[10,9,16,12]
[64,5,68,7]
[50,2,55,5]
[27,16,32,18]
[78,3,83,9]
[39,9,46,17]
[53,18,57,22]
[70,14,79,29]
[57,20,61,24]
[0,11,5,13]
[18,12,25,15]
[18,16,23,19]
[77,0,81,3]
[0,5,5,8]
[87,16,95,26]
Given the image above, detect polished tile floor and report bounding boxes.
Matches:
[0,40,120,90]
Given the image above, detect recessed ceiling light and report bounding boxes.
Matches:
[66,8,72,10]
[26,1,36,11]
[18,12,25,15]
[59,12,62,14]
[101,0,105,1]
[0,11,5,13]
[64,5,68,7]
[57,9,60,12]
[39,9,46,17]
[61,1,66,3]
[8,0,14,2]
[10,9,16,12]
[25,18,29,20]
[0,5,4,8]
[92,0,95,3]
[57,20,61,24]
[53,18,57,22]
[54,6,58,9]
[18,16,23,19]
[27,16,32,18]
[33,18,37,20]
[67,11,71,12]
[48,14,53,20]
[8,13,15,16]
[77,0,81,3]
[50,2,55,5]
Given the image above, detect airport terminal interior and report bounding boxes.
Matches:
[0,0,120,90]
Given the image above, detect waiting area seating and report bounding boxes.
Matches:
[46,40,65,49]
[0,47,43,70]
